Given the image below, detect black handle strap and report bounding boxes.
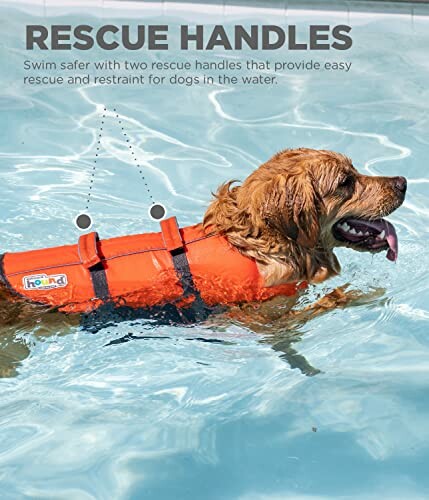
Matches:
[160,217,199,299]
[78,232,110,302]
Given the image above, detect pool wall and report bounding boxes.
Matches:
[6,0,429,19]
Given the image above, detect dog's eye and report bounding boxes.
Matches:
[338,175,354,190]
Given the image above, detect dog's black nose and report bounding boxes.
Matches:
[394,176,407,194]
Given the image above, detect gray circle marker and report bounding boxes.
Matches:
[75,213,93,231]
[149,204,166,221]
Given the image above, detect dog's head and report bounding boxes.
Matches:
[204,148,406,284]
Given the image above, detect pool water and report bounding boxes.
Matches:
[1,2,429,499]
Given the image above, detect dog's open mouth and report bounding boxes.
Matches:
[333,218,398,261]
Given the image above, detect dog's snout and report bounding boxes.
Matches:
[393,176,407,194]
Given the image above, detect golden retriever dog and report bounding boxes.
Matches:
[202,147,406,374]
[0,148,407,376]
[204,148,406,288]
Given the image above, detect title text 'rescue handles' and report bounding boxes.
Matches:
[26,24,353,51]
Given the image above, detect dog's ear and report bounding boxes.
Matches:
[262,173,321,248]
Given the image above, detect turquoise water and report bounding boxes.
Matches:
[1,2,429,499]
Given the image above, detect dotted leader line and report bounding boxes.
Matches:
[85,109,105,210]
[85,106,155,210]
[113,108,155,204]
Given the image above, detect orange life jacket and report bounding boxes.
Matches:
[0,217,305,314]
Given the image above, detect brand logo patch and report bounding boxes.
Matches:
[23,273,68,291]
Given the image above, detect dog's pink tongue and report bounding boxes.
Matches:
[366,219,398,262]
[385,221,398,262]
